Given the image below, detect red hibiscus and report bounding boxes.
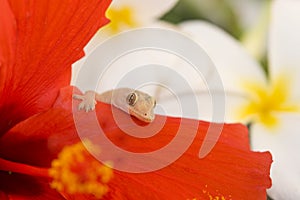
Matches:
[1,86,272,199]
[0,0,111,199]
[0,0,272,199]
[0,0,110,134]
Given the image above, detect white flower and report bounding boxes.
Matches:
[86,0,179,52]
[71,0,178,85]
[176,0,300,199]
[107,0,177,31]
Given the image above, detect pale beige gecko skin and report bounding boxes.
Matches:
[73,88,156,123]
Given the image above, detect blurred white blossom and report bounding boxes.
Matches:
[86,0,179,52]
[71,0,178,85]
[174,1,300,199]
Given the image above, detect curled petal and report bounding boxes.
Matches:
[72,90,272,199]
[0,87,80,167]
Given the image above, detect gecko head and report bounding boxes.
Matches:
[126,91,156,123]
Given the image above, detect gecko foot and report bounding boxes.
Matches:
[73,91,97,112]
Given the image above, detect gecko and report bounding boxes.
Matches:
[73,88,156,123]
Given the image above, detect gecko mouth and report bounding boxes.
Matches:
[129,109,154,123]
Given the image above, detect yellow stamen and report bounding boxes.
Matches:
[49,140,113,199]
[188,185,229,200]
[202,185,227,200]
[106,6,139,34]
[237,74,299,128]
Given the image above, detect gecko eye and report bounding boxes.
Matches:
[153,100,156,107]
[126,92,138,106]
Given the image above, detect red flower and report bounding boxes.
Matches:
[1,87,272,199]
[0,0,111,199]
[0,0,272,199]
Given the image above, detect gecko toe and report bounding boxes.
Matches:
[74,91,97,112]
[77,99,96,112]
[73,94,84,100]
[78,102,85,110]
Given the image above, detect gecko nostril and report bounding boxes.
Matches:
[144,113,147,116]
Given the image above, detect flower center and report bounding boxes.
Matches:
[237,75,299,128]
[49,140,113,199]
[106,6,138,34]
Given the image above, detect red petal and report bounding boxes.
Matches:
[0,172,65,200]
[0,0,16,89]
[1,86,272,199]
[0,87,80,167]
[0,0,111,134]
[77,104,272,200]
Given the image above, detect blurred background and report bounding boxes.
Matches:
[162,0,270,71]
[163,2,272,199]
[163,2,273,199]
